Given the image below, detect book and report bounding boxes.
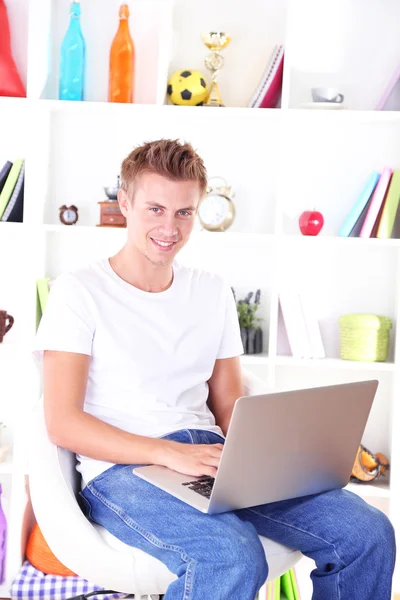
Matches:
[280,568,300,600]
[0,161,12,195]
[376,63,400,111]
[267,577,281,600]
[257,577,280,600]
[338,172,380,237]
[36,277,54,330]
[248,45,284,109]
[347,189,376,237]
[299,292,325,359]
[0,159,23,220]
[1,161,25,222]
[279,291,312,359]
[37,277,52,315]
[376,170,400,238]
[359,168,393,238]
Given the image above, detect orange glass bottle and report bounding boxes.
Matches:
[108,4,135,103]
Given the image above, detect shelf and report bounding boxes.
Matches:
[4,225,400,248]
[345,479,390,499]
[279,234,400,249]
[43,223,125,233]
[26,98,285,119]
[274,356,396,372]
[240,353,268,366]
[3,95,400,124]
[4,96,400,126]
[0,222,29,232]
[287,108,400,124]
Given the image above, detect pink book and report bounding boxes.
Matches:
[257,49,284,109]
[376,63,400,110]
[359,168,393,238]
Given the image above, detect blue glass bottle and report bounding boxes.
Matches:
[59,1,86,101]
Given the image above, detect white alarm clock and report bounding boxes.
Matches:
[197,176,236,232]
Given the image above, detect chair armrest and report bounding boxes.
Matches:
[28,404,138,593]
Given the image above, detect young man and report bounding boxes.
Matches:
[34,139,396,600]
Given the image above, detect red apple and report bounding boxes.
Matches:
[298,209,324,236]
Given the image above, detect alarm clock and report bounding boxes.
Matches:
[197,176,235,232]
[59,205,79,226]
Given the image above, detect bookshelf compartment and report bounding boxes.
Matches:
[28,0,174,105]
[276,242,399,362]
[168,0,287,109]
[45,104,281,233]
[286,0,400,111]
[26,0,288,108]
[277,114,400,237]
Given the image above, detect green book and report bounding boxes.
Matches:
[36,278,51,329]
[280,568,300,600]
[267,576,280,600]
[0,158,23,219]
[376,170,400,238]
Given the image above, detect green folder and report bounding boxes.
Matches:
[280,568,300,600]
[376,170,400,238]
[0,158,23,219]
[36,278,51,329]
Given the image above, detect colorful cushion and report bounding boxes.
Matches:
[10,560,128,600]
[25,523,76,577]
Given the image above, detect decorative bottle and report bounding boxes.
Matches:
[59,0,86,101]
[0,483,7,585]
[108,4,135,103]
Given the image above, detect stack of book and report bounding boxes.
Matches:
[0,159,25,223]
[247,45,284,109]
[339,169,400,238]
[278,291,325,359]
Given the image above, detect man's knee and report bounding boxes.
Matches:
[362,508,396,557]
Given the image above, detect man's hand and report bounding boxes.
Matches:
[160,441,223,477]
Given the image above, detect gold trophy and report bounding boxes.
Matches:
[202,32,231,107]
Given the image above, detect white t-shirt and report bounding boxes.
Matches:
[32,257,244,487]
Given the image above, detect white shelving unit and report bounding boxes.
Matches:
[1,0,400,598]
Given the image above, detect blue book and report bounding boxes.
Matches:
[338,172,381,237]
[0,161,12,194]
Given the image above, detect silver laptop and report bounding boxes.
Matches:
[133,379,378,514]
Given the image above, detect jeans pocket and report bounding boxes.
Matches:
[79,490,94,520]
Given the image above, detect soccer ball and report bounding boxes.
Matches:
[167,69,208,106]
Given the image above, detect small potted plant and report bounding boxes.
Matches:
[232,288,264,354]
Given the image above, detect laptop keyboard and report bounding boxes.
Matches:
[182,476,215,498]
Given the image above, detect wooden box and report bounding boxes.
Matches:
[97,201,126,228]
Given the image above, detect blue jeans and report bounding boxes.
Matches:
[80,429,396,600]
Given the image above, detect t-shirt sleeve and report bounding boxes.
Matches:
[32,274,96,364]
[216,280,244,359]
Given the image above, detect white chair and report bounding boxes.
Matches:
[28,368,302,599]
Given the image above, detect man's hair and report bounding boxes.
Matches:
[120,138,208,200]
